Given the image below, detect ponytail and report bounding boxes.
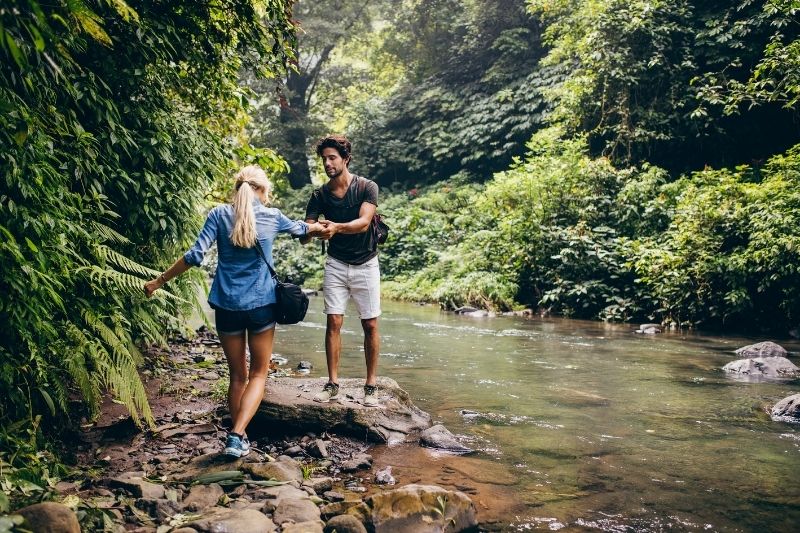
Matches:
[230,165,272,248]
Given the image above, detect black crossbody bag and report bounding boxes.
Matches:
[254,241,308,325]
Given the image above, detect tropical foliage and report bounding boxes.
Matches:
[0,0,294,463]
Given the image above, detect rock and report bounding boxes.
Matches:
[283,521,325,533]
[171,452,244,483]
[186,507,276,533]
[723,357,800,378]
[105,472,165,499]
[635,323,661,334]
[453,306,478,314]
[183,483,224,511]
[273,497,322,525]
[255,377,431,445]
[325,514,368,533]
[464,310,490,317]
[243,458,302,482]
[771,394,800,423]
[15,502,80,533]
[135,498,181,521]
[309,438,329,458]
[340,453,373,472]
[362,484,477,533]
[302,288,319,296]
[320,500,369,519]
[374,466,395,485]
[54,481,79,494]
[256,484,312,513]
[297,361,314,370]
[322,490,345,502]
[304,476,334,493]
[419,424,473,453]
[735,341,789,358]
[171,529,199,533]
[201,372,220,380]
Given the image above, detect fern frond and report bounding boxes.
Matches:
[78,313,154,427]
[78,266,187,303]
[95,245,160,277]
[63,323,102,414]
[91,221,131,245]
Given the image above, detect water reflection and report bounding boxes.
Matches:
[274,297,800,531]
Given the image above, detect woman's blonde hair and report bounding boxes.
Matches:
[230,165,272,248]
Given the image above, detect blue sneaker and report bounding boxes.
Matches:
[223,433,250,457]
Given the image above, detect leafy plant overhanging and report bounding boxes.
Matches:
[0,0,295,437]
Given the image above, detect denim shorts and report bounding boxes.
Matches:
[213,304,277,336]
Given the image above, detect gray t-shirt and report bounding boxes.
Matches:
[305,175,379,265]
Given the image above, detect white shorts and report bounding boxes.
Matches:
[323,256,381,319]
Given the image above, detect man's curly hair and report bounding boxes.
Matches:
[315,134,352,165]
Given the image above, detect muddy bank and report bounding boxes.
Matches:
[54,327,524,532]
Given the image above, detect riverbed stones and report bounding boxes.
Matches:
[340,452,373,472]
[171,453,245,483]
[360,484,477,533]
[273,497,322,525]
[771,394,800,423]
[304,476,334,493]
[325,514,368,533]
[282,520,325,533]
[185,507,276,533]
[735,341,788,358]
[636,323,661,334]
[722,357,799,378]
[183,483,224,511]
[243,456,303,482]
[105,472,165,499]
[15,502,80,533]
[420,424,473,453]
[255,377,431,444]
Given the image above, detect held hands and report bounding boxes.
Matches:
[315,220,338,241]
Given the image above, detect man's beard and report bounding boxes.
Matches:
[326,167,342,178]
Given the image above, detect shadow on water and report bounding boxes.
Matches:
[272,297,800,531]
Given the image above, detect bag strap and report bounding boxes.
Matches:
[254,241,278,281]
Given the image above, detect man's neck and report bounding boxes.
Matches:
[328,169,353,189]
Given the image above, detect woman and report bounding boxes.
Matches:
[144,165,323,457]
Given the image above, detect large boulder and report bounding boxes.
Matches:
[771,394,800,423]
[723,357,799,378]
[735,341,789,358]
[358,484,477,533]
[273,497,322,526]
[15,502,80,533]
[254,377,431,444]
[419,425,473,453]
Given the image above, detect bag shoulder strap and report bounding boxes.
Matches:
[254,241,278,280]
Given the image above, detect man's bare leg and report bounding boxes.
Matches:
[325,314,344,383]
[361,317,379,386]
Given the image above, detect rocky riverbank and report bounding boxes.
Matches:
[20,327,523,532]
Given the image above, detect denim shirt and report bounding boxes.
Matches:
[183,201,308,311]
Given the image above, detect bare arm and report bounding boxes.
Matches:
[300,218,318,245]
[318,202,376,240]
[143,257,192,297]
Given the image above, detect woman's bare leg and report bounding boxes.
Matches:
[220,332,248,425]
[231,327,274,435]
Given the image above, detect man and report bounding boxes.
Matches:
[302,134,381,406]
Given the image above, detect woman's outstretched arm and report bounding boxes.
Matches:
[143,257,191,297]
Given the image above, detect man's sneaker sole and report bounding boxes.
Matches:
[313,394,340,403]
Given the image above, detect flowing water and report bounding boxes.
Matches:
[272,297,800,531]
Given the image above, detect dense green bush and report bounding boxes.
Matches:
[0,0,294,454]
[377,127,800,331]
[631,145,800,330]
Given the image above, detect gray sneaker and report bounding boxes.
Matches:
[363,384,379,407]
[313,382,340,403]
